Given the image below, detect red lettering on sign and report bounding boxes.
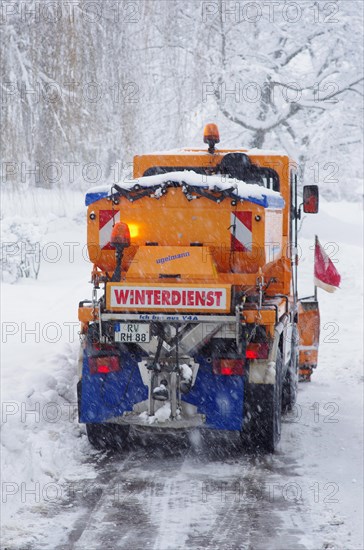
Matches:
[111,286,226,309]
[135,290,145,305]
[195,291,205,306]
[145,290,153,305]
[114,289,129,305]
[154,290,161,305]
[215,291,222,306]
[161,290,171,305]
[206,290,214,306]
[172,291,180,305]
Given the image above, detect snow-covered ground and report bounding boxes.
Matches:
[1,192,363,549]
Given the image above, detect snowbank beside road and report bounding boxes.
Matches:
[290,197,363,549]
[282,234,364,550]
[1,213,97,547]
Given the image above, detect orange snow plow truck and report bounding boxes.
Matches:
[77,124,320,452]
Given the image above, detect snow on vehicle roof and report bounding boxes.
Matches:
[85,170,284,208]
[139,147,287,156]
[247,148,287,156]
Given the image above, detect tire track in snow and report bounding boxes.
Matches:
[17,428,314,550]
[67,434,310,550]
[62,435,190,549]
[55,447,156,549]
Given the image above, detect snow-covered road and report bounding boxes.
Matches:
[53,434,314,550]
[1,196,363,550]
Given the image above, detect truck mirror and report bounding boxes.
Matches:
[303,185,319,213]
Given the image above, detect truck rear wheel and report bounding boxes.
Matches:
[242,350,282,453]
[86,423,130,450]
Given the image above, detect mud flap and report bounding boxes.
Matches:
[297,299,320,381]
[242,350,283,453]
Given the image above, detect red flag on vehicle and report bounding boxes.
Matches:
[314,236,341,293]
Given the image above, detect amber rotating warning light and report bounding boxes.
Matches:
[110,222,131,248]
[110,222,130,281]
[203,123,220,154]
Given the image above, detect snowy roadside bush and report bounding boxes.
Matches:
[0,218,43,283]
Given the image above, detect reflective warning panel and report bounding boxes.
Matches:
[230,211,252,252]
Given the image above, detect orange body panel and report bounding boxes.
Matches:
[78,306,98,323]
[299,349,319,366]
[133,151,294,238]
[125,246,217,280]
[87,192,288,295]
[298,300,320,368]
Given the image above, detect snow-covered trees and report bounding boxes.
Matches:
[198,0,363,196]
[1,0,362,199]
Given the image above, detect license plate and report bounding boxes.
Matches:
[115,323,150,343]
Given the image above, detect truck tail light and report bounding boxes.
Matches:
[89,356,120,375]
[246,343,269,360]
[213,359,244,376]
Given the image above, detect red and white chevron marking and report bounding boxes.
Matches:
[99,210,120,250]
[230,211,252,252]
